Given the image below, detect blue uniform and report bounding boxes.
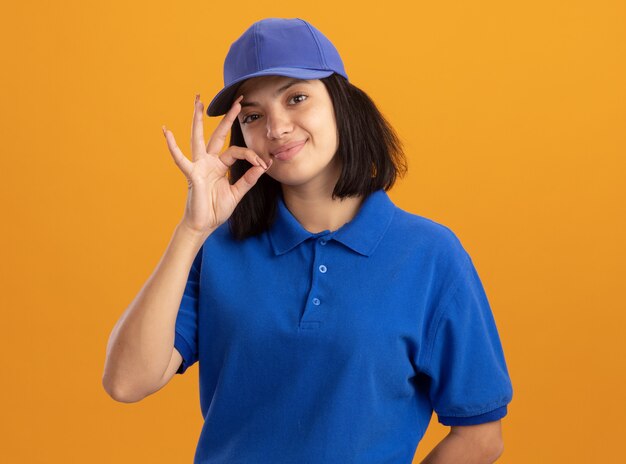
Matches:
[174,189,513,463]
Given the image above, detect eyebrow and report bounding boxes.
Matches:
[240,79,311,108]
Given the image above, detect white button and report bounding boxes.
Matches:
[312,298,320,305]
[319,238,327,245]
[319,265,327,273]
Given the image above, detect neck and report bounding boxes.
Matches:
[281,184,364,233]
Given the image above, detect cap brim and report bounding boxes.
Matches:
[206,68,335,117]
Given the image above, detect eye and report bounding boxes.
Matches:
[289,93,308,104]
[240,93,308,125]
[241,113,260,125]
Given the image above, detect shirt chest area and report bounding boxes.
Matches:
[198,235,430,350]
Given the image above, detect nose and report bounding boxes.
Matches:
[265,108,293,140]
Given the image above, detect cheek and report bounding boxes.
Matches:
[243,132,273,162]
[241,128,259,150]
[242,133,251,148]
[306,108,336,143]
[318,112,338,151]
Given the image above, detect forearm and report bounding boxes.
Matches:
[102,222,210,401]
[420,428,503,464]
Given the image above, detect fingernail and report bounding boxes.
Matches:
[195,94,200,102]
[257,156,268,170]
[162,125,167,136]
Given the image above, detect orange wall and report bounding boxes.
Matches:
[1,1,624,462]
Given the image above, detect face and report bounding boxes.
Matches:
[236,75,340,190]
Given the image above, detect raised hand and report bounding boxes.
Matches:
[162,94,272,237]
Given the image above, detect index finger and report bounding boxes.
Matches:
[191,94,206,162]
[206,95,244,155]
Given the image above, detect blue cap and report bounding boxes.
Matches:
[206,18,349,117]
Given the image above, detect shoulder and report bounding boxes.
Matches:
[387,205,470,269]
[392,207,459,240]
[199,220,271,260]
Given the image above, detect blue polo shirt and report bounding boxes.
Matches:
[174,189,513,463]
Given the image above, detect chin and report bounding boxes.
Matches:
[268,172,314,187]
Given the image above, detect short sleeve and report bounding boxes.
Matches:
[173,245,203,375]
[423,253,513,426]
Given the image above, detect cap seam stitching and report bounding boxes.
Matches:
[301,20,328,70]
[254,21,262,71]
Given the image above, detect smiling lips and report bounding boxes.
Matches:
[271,139,307,160]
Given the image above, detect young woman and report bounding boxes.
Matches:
[103,17,513,464]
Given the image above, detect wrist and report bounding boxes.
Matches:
[174,221,215,246]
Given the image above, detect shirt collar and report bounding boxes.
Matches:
[268,189,396,257]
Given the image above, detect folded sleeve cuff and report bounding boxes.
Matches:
[438,405,508,426]
[174,330,195,375]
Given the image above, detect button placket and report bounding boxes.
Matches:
[313,237,329,307]
[300,235,330,330]
[310,239,325,308]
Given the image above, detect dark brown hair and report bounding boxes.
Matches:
[227,73,407,240]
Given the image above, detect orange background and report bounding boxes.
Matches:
[1,0,624,462]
